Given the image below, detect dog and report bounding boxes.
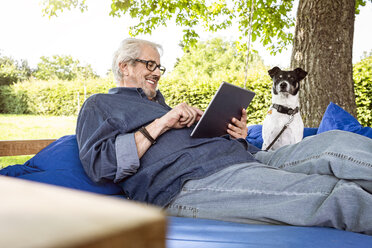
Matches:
[262,66,308,151]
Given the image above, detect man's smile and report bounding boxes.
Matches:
[145,76,159,86]
[146,79,155,85]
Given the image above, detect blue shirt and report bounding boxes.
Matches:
[76,87,260,206]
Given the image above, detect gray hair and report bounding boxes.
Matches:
[112,38,163,83]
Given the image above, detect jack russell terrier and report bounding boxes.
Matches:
[262,66,308,151]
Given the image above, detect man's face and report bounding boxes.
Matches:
[121,44,161,100]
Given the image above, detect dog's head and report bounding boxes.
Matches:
[268,67,307,96]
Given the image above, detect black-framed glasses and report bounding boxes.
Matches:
[134,59,166,75]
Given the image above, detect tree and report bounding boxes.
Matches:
[41,0,371,126]
[0,53,31,86]
[34,55,97,81]
[291,0,357,126]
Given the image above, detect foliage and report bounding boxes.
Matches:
[41,0,87,17]
[356,0,372,14]
[34,55,98,81]
[0,53,32,86]
[0,53,98,85]
[41,0,372,54]
[0,84,29,114]
[172,38,261,79]
[0,77,115,116]
[353,56,372,126]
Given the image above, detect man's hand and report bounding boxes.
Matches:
[227,108,248,139]
[159,103,203,132]
[135,103,203,158]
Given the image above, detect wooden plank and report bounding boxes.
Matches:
[0,139,56,156]
[0,176,166,248]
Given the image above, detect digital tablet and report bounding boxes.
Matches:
[190,82,255,138]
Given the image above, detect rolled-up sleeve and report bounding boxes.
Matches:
[114,133,140,183]
[76,95,136,184]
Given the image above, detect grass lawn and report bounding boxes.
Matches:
[0,114,77,168]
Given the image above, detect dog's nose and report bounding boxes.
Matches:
[280,82,287,89]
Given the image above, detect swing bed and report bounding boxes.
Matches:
[1,103,372,248]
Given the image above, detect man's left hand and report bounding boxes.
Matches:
[227,109,248,139]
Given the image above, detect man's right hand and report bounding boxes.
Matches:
[134,103,203,158]
[159,103,203,131]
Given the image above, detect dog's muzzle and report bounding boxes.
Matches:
[278,82,289,92]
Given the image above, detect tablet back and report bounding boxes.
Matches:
[190,82,255,138]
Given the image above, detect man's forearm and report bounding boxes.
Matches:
[134,118,169,158]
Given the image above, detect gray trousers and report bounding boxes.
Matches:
[166,131,372,234]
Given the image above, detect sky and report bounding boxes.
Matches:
[0,0,371,77]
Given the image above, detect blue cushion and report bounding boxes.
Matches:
[0,135,123,195]
[246,125,318,149]
[304,127,318,137]
[317,102,372,138]
[246,125,264,149]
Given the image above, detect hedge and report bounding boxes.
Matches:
[0,57,371,126]
[353,56,372,126]
[0,78,115,116]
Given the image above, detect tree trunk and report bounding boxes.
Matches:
[291,0,357,127]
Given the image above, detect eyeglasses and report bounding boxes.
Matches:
[134,59,166,75]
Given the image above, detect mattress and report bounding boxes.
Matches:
[167,217,372,248]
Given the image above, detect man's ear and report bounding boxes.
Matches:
[268,66,281,79]
[119,62,129,76]
[294,68,308,81]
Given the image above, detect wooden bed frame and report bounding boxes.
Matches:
[0,139,56,156]
[2,138,371,248]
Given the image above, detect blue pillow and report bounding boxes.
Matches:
[246,125,264,149]
[303,127,318,137]
[0,135,123,195]
[246,125,318,149]
[317,102,372,138]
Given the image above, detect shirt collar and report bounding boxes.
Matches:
[108,87,167,105]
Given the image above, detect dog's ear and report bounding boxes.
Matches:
[294,68,308,81]
[268,67,281,79]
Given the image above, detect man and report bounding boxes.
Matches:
[77,38,372,234]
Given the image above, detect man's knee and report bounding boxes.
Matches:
[313,129,371,153]
[315,130,359,142]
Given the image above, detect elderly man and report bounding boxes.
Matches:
[76,38,372,235]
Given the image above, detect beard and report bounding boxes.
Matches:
[142,83,157,100]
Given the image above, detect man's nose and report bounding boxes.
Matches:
[153,66,161,77]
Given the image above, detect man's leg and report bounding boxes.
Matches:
[167,131,372,234]
[254,130,372,192]
[167,162,372,234]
